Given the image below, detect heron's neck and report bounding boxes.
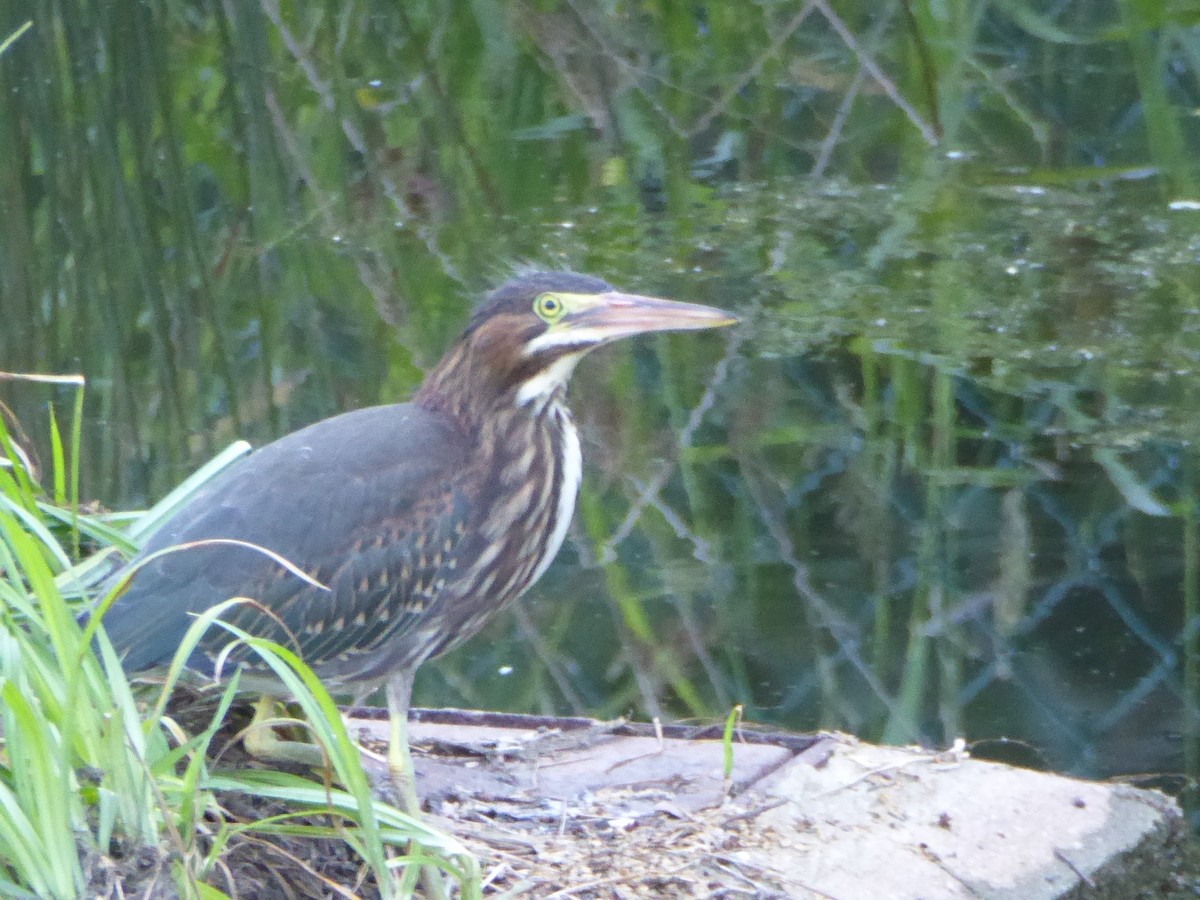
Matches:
[414,340,581,428]
[414,338,583,607]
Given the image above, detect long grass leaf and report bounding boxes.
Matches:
[0,681,81,898]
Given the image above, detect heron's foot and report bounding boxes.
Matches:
[242,696,327,768]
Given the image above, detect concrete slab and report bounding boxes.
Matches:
[731,735,1180,899]
[341,710,1182,897]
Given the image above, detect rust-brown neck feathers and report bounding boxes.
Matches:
[413,272,612,428]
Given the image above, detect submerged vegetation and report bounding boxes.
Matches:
[1,0,1199,894]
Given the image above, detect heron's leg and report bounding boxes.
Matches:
[242,694,325,767]
[386,670,448,899]
[385,669,421,816]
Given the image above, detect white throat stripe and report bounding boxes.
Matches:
[528,408,582,586]
[515,353,584,407]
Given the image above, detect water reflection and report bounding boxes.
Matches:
[420,183,1200,783]
[5,176,1197,784]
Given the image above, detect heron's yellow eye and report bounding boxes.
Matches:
[533,292,566,323]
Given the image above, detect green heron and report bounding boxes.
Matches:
[97,271,737,811]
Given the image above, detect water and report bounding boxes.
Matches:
[4,1,1199,787]
[413,176,1200,781]
[5,168,1197,783]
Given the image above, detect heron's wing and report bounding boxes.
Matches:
[99,402,475,675]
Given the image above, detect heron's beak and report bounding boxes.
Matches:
[560,290,739,342]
